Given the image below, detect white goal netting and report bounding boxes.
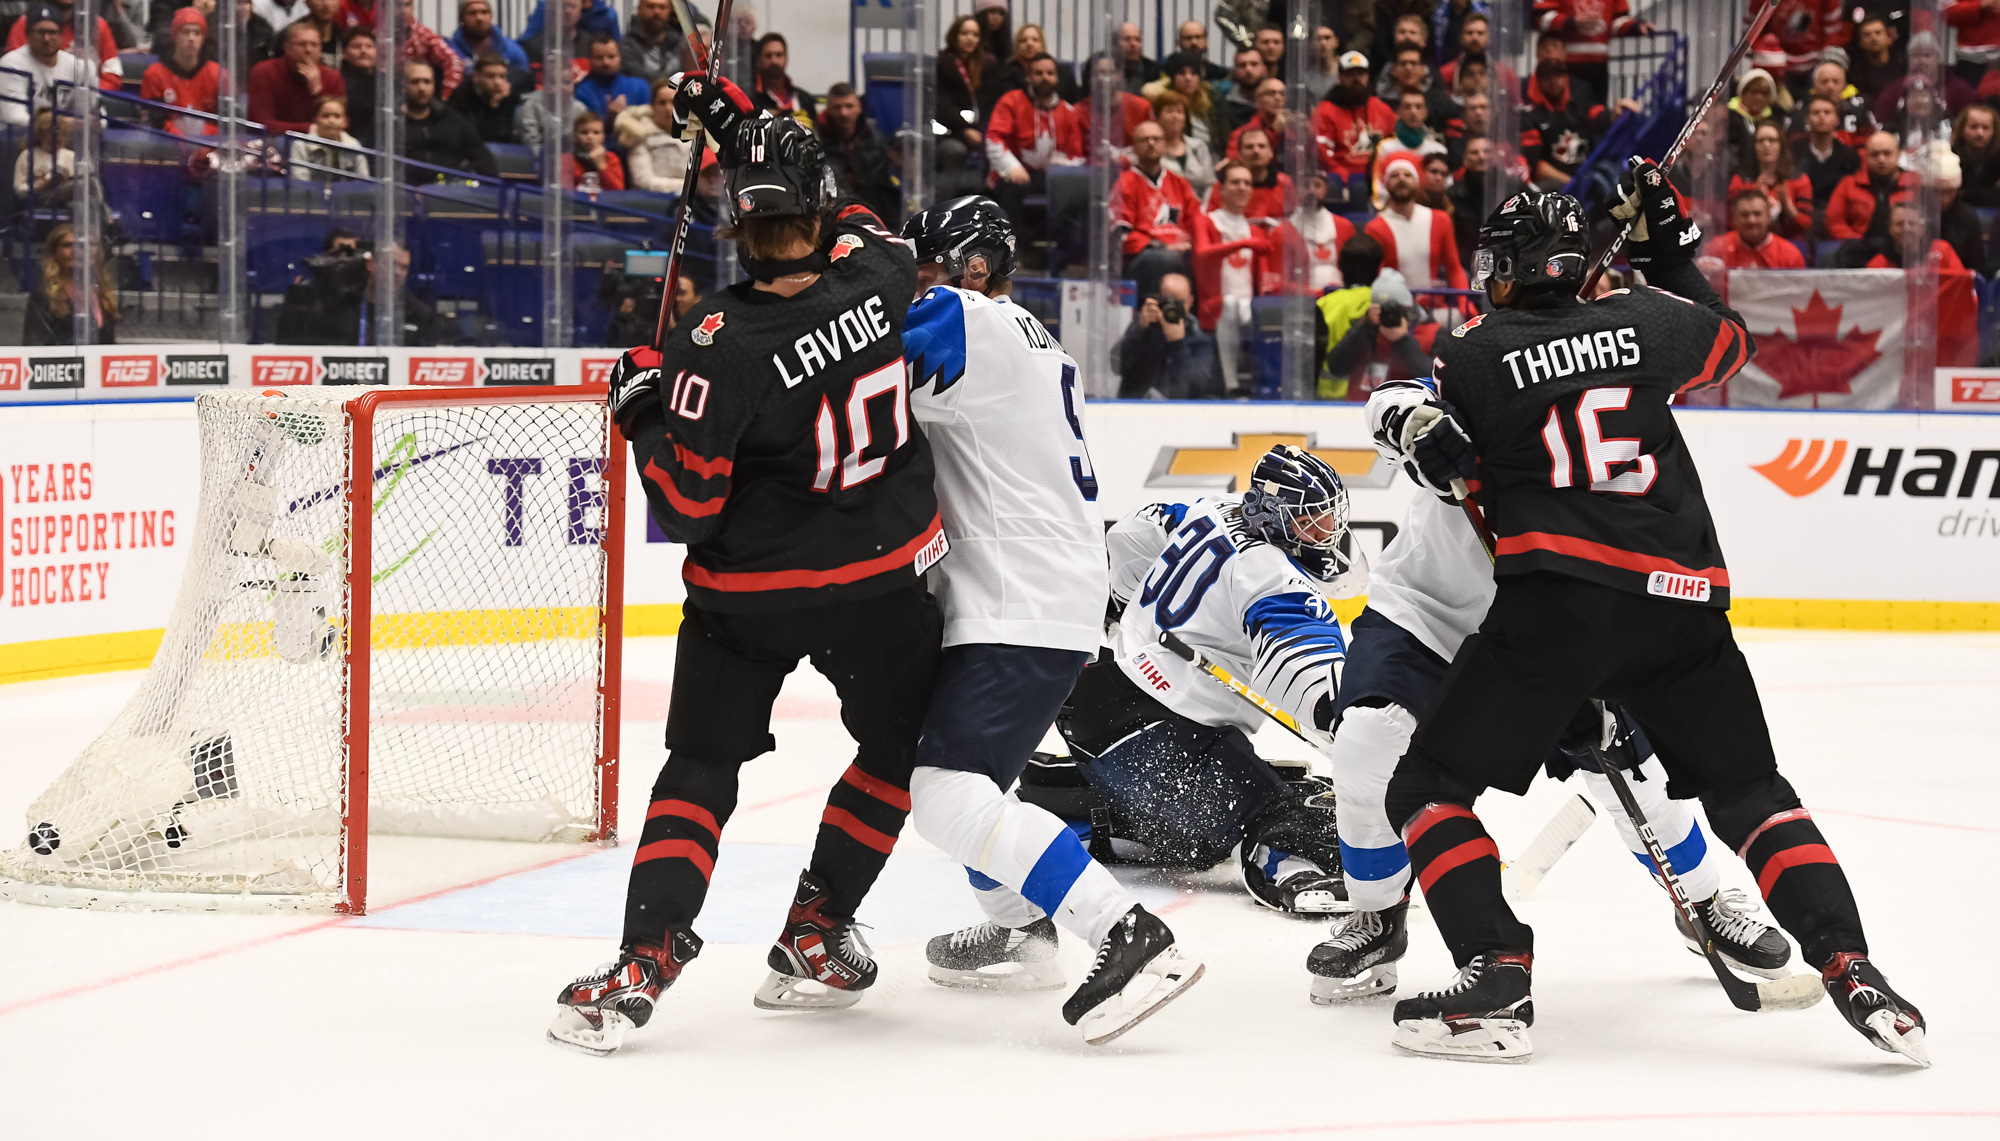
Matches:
[0,388,618,912]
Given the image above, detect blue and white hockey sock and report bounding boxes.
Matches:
[909,766,1136,948]
[1326,703,1417,912]
[1578,756,1722,901]
[1244,844,1323,883]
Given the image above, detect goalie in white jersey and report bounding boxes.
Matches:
[1301,373,1794,1003]
[1020,446,1366,914]
[898,197,1200,1046]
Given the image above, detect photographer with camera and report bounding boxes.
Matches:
[1112,272,1224,399]
[275,229,440,346]
[1320,264,1429,403]
[598,250,701,347]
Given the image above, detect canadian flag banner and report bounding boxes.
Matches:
[1725,269,1905,410]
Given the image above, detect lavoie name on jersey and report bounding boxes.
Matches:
[773,295,893,388]
[1501,327,1641,390]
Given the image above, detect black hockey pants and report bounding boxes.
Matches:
[620,586,941,950]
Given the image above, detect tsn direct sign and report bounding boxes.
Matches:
[1937,368,2000,410]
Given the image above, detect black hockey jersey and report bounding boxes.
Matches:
[622,199,944,613]
[1433,266,1753,607]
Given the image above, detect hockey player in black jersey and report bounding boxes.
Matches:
[1379,163,1926,1065]
[548,87,945,1055]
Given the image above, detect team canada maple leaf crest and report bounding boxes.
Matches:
[828,234,864,262]
[691,311,725,346]
[1751,290,1883,402]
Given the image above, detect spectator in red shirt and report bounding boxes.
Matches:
[1193,160,1273,393]
[1730,121,1814,238]
[1208,125,1293,223]
[1364,152,1467,311]
[1310,51,1393,191]
[249,20,344,135]
[1532,0,1652,102]
[1946,0,2000,87]
[1873,31,1974,125]
[984,52,1082,263]
[1707,188,1807,268]
[395,0,465,99]
[1768,0,1849,94]
[140,8,220,136]
[1225,77,1293,160]
[1111,118,1201,298]
[561,109,623,192]
[1824,129,1917,241]
[1866,195,1966,271]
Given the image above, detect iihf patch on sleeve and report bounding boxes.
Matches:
[1646,570,1711,602]
[914,528,950,574]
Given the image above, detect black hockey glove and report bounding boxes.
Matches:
[1553,701,1646,776]
[671,72,757,165]
[606,345,665,433]
[1400,399,1477,500]
[1611,157,1701,269]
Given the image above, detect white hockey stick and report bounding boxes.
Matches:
[1499,792,1595,902]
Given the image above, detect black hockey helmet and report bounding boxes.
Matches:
[902,195,1017,285]
[726,114,835,224]
[1472,187,1589,296]
[1240,445,1363,588]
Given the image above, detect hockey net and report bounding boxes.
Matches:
[0,386,625,913]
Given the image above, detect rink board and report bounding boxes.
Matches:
[2,393,1997,680]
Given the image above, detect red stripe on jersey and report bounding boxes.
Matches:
[1755,843,1839,899]
[682,514,943,592]
[673,441,733,479]
[646,798,721,838]
[632,839,716,878]
[1494,531,1732,587]
[1678,322,1743,394]
[1417,837,1500,893]
[1735,807,1815,860]
[642,457,727,517]
[1404,802,1477,848]
[839,764,912,812]
[836,203,880,224]
[821,807,897,854]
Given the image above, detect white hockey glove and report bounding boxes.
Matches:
[1402,400,1477,500]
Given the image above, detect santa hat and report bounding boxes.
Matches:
[1752,34,1785,73]
[1380,152,1422,182]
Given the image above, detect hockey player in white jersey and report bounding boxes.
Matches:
[1021,446,1364,914]
[897,197,1201,1046]
[1301,373,1793,1003]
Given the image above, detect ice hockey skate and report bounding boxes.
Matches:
[1674,888,1792,979]
[1822,953,1928,1066]
[1241,842,1348,915]
[926,917,1065,991]
[1061,906,1203,1045]
[1391,951,1534,1063]
[755,871,878,1011]
[547,930,703,1057]
[1307,900,1409,1003]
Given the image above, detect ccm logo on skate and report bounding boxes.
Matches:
[1646,571,1711,602]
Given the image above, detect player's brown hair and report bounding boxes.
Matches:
[731,213,823,263]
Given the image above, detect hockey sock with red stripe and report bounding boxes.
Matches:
[1704,773,1866,969]
[622,753,741,949]
[809,759,913,916]
[1402,801,1534,967]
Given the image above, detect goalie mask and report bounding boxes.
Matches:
[1239,445,1363,589]
[1472,187,1589,295]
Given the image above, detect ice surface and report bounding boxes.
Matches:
[1,632,1995,1139]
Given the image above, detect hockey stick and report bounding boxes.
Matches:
[1587,706,1822,1013]
[1499,792,1594,902]
[651,0,735,351]
[1577,0,1778,298]
[1160,631,1591,889]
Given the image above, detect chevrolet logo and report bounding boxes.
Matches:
[1146,433,1394,491]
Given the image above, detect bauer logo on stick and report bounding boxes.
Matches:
[691,312,725,346]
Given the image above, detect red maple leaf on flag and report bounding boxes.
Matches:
[1750,290,1883,402]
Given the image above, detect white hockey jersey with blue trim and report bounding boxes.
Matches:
[904,285,1107,652]
[1106,496,1350,736]
[1362,376,1496,660]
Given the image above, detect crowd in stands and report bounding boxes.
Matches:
[4,0,1993,372]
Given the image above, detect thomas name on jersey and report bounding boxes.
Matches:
[1500,327,1642,390]
[773,295,894,387]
